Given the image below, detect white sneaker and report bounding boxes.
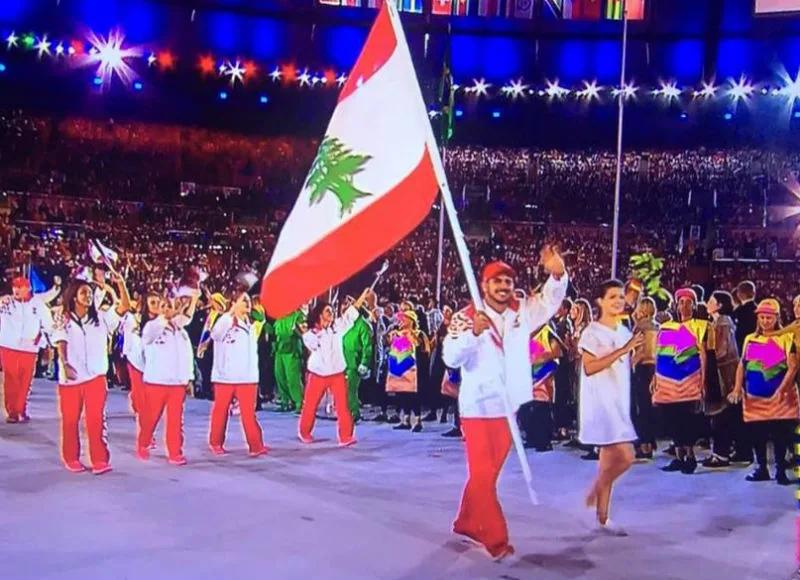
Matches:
[595,520,628,537]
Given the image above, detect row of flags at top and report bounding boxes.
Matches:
[318,0,646,20]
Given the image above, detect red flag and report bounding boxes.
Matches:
[478,0,501,16]
[432,0,454,14]
[454,0,469,15]
[261,3,440,318]
[572,0,601,19]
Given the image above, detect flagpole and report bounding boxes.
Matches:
[610,0,628,279]
[385,2,538,506]
[435,153,446,308]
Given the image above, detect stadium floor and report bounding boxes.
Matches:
[0,377,795,580]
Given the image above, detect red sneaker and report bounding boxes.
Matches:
[489,544,516,563]
[92,463,113,476]
[65,461,87,473]
[168,456,188,466]
[148,439,157,450]
[338,438,358,448]
[248,446,269,458]
[135,447,150,461]
[209,445,227,456]
[297,434,314,444]
[5,416,19,424]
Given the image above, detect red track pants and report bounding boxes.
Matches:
[298,372,354,443]
[454,417,513,558]
[0,347,37,421]
[58,376,110,469]
[138,384,186,460]
[209,383,265,452]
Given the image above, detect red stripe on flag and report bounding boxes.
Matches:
[338,4,397,104]
[261,147,438,319]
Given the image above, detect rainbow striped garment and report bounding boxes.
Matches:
[530,325,559,385]
[653,319,707,404]
[742,333,799,422]
[386,331,418,393]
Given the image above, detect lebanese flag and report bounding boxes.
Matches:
[261,2,440,319]
[454,0,469,15]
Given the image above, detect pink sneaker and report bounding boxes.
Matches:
[148,439,157,450]
[65,461,87,473]
[92,463,113,476]
[338,438,358,448]
[248,446,269,458]
[168,456,188,466]
[135,447,150,461]
[209,445,227,456]
[297,434,314,444]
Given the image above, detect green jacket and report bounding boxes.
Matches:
[273,311,305,356]
[343,313,373,370]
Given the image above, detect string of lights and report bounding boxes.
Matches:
[3,29,800,111]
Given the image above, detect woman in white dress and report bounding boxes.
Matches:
[579,279,643,534]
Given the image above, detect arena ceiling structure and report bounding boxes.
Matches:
[2,0,800,147]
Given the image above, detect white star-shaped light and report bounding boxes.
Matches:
[545,80,569,99]
[147,52,157,67]
[311,75,322,86]
[79,29,142,88]
[654,81,681,101]
[6,31,18,50]
[501,78,529,99]
[269,67,282,82]
[35,34,52,58]
[612,82,637,99]
[693,80,717,100]
[336,73,347,87]
[577,80,601,100]
[468,78,491,96]
[727,75,754,102]
[224,60,246,86]
[55,42,65,56]
[218,62,227,74]
[68,45,76,55]
[428,109,441,119]
[298,69,311,86]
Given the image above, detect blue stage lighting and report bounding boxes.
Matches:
[794,110,800,119]
[492,110,501,118]
[133,81,143,91]
[260,95,268,104]
[680,112,688,119]
[219,90,228,100]
[723,112,733,120]
[0,63,5,73]
[455,109,464,117]
[92,76,103,86]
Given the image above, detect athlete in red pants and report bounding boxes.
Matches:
[0,277,52,422]
[442,247,567,561]
[298,287,373,446]
[208,292,268,456]
[139,295,197,465]
[52,276,130,474]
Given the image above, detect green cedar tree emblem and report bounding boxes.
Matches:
[305,136,373,217]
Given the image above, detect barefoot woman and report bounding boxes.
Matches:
[579,279,643,534]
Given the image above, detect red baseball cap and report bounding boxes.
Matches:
[481,261,516,284]
[12,277,31,290]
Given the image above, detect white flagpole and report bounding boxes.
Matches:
[610,0,629,279]
[386,2,538,506]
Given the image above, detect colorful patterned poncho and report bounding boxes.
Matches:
[653,319,707,404]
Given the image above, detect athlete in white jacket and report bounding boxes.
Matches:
[442,245,567,561]
[0,277,53,423]
[208,292,268,457]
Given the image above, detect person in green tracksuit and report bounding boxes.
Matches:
[342,301,373,422]
[273,310,306,412]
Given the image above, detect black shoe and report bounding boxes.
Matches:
[373,413,388,423]
[442,427,463,438]
[411,422,423,433]
[702,455,730,469]
[422,412,438,422]
[564,439,582,448]
[535,444,553,452]
[635,449,654,461]
[665,444,676,457]
[524,441,537,449]
[695,438,710,450]
[681,457,698,474]
[439,415,450,424]
[387,415,401,424]
[581,450,599,461]
[775,469,791,486]
[662,459,684,472]
[745,467,771,482]
[394,423,411,431]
